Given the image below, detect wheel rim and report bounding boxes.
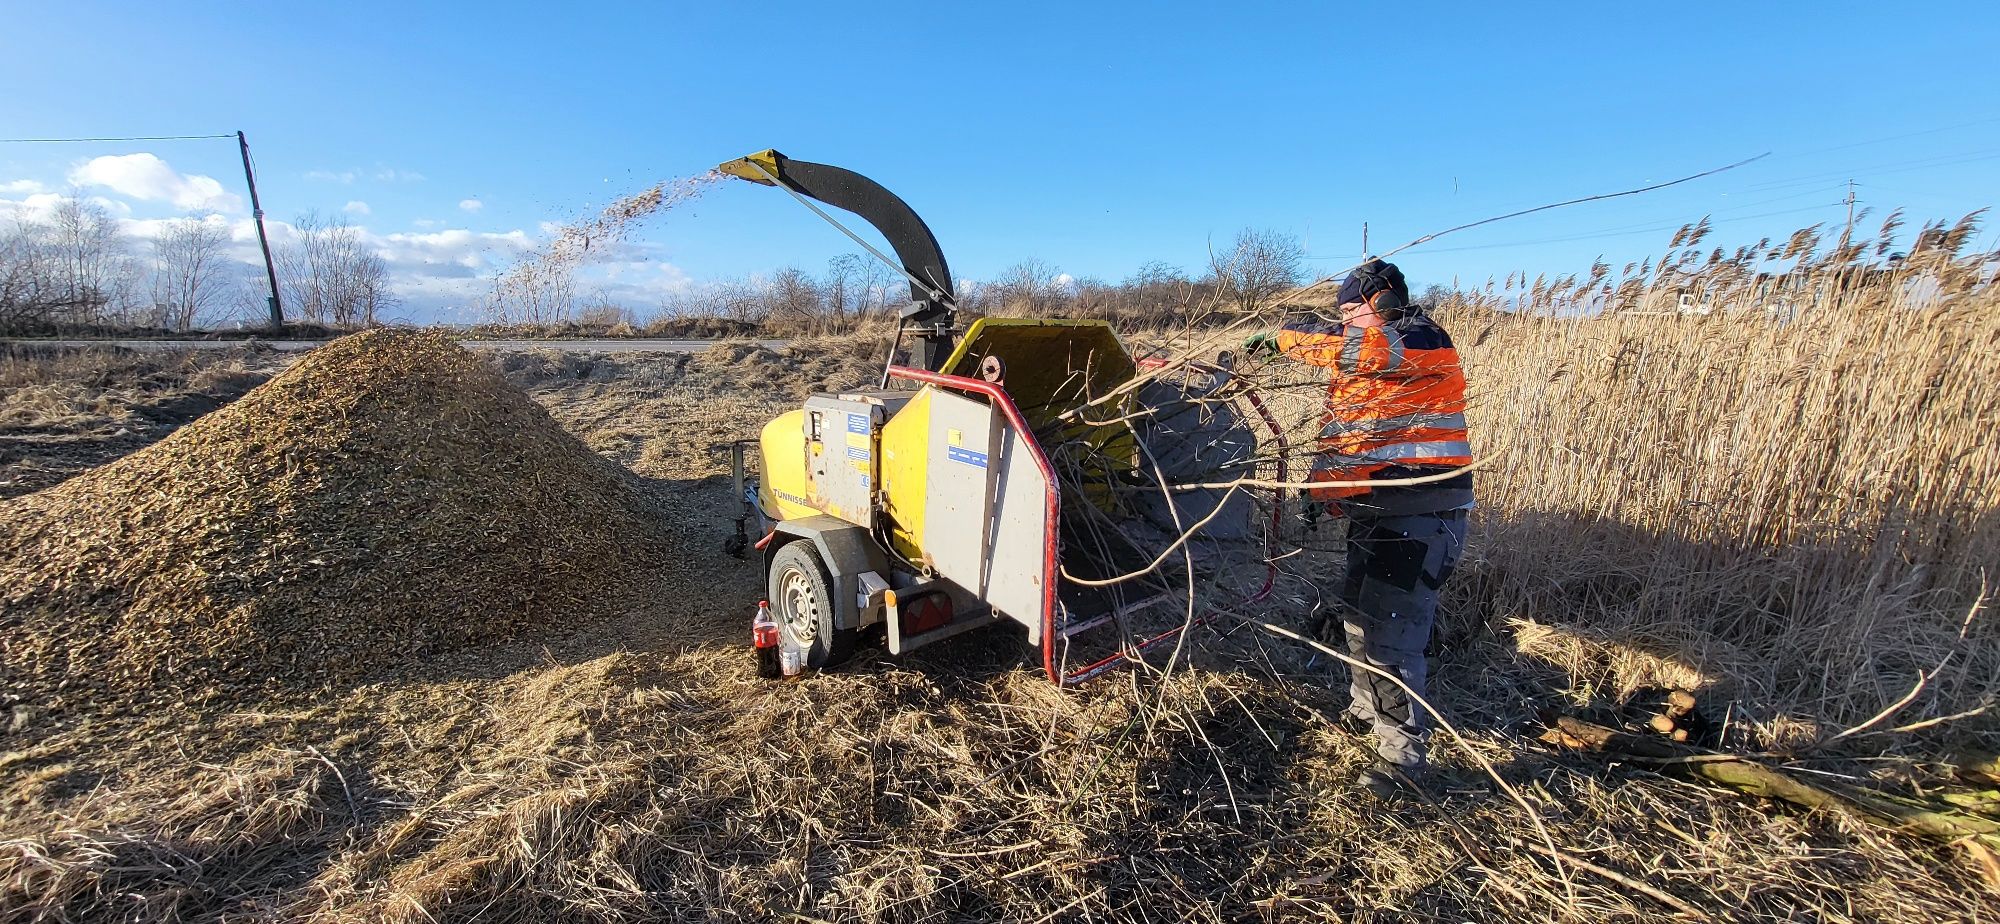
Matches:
[780,566,819,645]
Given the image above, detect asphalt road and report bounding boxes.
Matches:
[1,338,789,353]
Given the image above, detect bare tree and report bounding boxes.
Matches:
[823,254,860,324]
[0,219,64,330]
[764,267,825,330]
[993,258,1066,315]
[575,289,632,327]
[279,211,393,326]
[1210,227,1304,311]
[47,197,139,324]
[855,255,896,317]
[150,217,233,330]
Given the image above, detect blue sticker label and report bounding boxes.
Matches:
[847,413,870,434]
[947,446,989,468]
[846,446,871,461]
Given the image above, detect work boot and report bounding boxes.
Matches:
[1356,761,1427,802]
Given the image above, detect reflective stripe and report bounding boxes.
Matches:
[1328,440,1473,464]
[1336,326,1407,375]
[1321,411,1468,438]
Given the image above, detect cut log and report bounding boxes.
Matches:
[1940,790,2000,817]
[1666,690,1698,717]
[1545,715,2000,852]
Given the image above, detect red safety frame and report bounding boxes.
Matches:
[885,358,1289,686]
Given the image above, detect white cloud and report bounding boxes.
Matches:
[117,212,236,241]
[412,218,442,228]
[343,200,372,216]
[304,169,357,184]
[376,168,426,183]
[67,153,243,212]
[458,198,483,213]
[0,179,45,195]
[88,196,132,217]
[0,191,67,223]
[376,227,532,277]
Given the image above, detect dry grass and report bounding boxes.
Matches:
[0,345,286,500]
[2,225,1998,921]
[0,346,277,431]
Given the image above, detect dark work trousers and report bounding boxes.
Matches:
[1337,509,1469,768]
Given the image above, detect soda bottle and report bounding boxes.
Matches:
[752,600,781,680]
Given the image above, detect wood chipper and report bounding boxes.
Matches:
[719,150,1283,684]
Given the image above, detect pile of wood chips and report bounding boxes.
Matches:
[0,330,663,711]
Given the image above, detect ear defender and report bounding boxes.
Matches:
[1370,287,1405,317]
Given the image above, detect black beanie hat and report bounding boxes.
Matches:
[1336,259,1410,308]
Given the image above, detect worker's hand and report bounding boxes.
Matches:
[1298,498,1326,533]
[1242,332,1280,356]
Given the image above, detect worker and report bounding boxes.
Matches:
[1245,259,1473,798]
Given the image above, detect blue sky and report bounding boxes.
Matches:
[3,2,1997,321]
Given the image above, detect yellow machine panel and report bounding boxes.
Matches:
[940,318,1139,508]
[938,318,1136,430]
[757,410,820,521]
[878,387,933,563]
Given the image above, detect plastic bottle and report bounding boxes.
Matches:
[780,638,805,678]
[752,600,781,680]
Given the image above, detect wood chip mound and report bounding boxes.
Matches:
[0,330,660,710]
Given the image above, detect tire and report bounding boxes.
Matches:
[768,541,857,668]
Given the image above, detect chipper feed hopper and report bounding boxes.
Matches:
[720,150,1279,684]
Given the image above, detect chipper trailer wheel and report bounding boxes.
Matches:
[768,541,857,668]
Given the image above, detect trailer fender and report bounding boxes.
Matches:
[763,514,889,632]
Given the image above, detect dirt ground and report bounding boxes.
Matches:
[1,336,1990,923]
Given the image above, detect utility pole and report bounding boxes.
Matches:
[1843,179,1857,240]
[236,131,284,330]
[1361,221,1369,259]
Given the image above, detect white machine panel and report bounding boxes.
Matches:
[918,389,1052,640]
[986,419,1054,644]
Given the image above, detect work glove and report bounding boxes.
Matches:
[1242,332,1280,356]
[1298,498,1326,533]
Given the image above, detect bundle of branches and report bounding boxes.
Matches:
[1543,712,2000,884]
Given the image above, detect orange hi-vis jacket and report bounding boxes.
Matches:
[1275,310,1474,513]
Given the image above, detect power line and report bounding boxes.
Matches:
[0,133,235,144]
[1772,115,2000,161]
[1403,202,1845,255]
[1313,184,1848,261]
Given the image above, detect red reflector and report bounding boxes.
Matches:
[901,593,952,635]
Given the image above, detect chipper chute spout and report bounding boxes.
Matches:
[716,148,958,371]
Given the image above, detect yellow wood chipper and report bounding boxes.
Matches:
[719,150,1283,684]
